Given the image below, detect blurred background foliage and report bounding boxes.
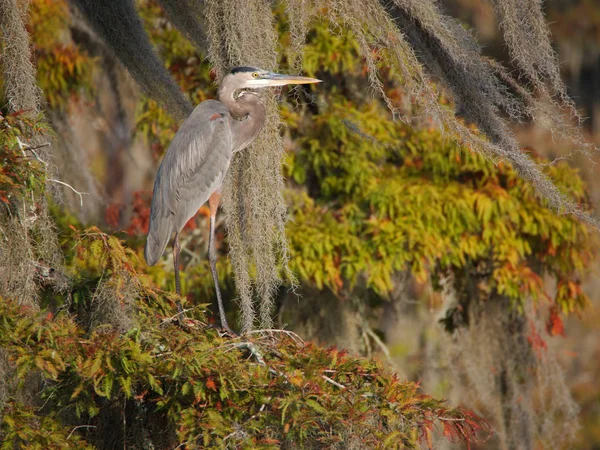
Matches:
[1,0,599,448]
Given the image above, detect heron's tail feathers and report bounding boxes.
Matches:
[144,217,172,266]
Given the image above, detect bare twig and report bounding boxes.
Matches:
[159,306,195,326]
[16,137,88,207]
[17,136,50,161]
[362,329,372,358]
[16,136,29,155]
[322,375,346,390]
[223,403,267,443]
[46,179,88,207]
[37,389,56,412]
[363,326,407,379]
[223,340,287,377]
[67,425,96,440]
[173,434,201,449]
[27,143,52,151]
[232,342,267,366]
[244,328,305,344]
[364,328,392,366]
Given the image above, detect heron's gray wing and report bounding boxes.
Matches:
[144,100,233,266]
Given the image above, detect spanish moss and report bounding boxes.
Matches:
[445,298,580,449]
[0,0,40,117]
[206,0,288,331]
[486,0,591,154]
[0,0,65,306]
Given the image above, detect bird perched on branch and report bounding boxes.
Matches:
[144,67,321,333]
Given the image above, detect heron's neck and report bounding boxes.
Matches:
[218,85,266,152]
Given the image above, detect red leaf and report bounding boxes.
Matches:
[206,377,217,391]
[104,203,122,228]
[546,306,565,337]
[125,191,152,235]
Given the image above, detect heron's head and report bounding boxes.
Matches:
[223,66,321,91]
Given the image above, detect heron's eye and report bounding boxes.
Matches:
[252,72,258,78]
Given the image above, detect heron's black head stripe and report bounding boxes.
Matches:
[230,66,259,74]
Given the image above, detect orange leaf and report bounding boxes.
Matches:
[206,377,217,391]
[546,306,565,337]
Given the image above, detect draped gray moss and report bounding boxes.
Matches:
[69,0,598,330]
[0,0,40,305]
[205,0,292,332]
[0,0,65,307]
[0,0,40,116]
[441,293,580,449]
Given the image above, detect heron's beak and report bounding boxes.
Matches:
[250,72,322,87]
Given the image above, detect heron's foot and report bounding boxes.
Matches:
[219,314,237,337]
[207,323,240,337]
[206,322,238,337]
[221,323,238,337]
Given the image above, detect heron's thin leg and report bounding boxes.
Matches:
[208,193,233,334]
[173,232,183,315]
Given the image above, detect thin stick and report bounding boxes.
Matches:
[362,330,372,358]
[47,178,88,207]
[364,327,406,379]
[17,138,89,208]
[160,306,195,326]
[322,375,346,390]
[67,425,96,440]
[26,142,51,152]
[244,329,305,343]
[365,328,392,364]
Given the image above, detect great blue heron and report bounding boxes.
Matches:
[144,66,321,332]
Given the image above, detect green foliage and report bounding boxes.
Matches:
[28,0,95,111]
[0,111,48,204]
[135,98,179,158]
[277,17,595,327]
[0,228,488,448]
[285,99,592,301]
[27,0,70,45]
[34,45,95,111]
[1,401,93,449]
[137,0,214,101]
